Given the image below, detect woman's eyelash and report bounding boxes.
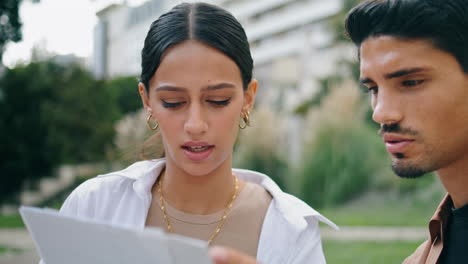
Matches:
[161,98,231,108]
[161,100,185,108]
[207,99,231,105]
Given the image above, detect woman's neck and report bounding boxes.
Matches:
[156,158,242,215]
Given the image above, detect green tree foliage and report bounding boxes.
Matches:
[235,148,287,190]
[41,65,120,163]
[105,76,141,115]
[0,62,51,203]
[0,0,22,63]
[299,122,386,208]
[0,61,119,203]
[297,82,391,208]
[233,107,288,190]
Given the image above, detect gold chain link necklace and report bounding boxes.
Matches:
[156,173,239,245]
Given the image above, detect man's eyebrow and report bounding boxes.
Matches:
[384,67,428,79]
[360,67,430,84]
[202,82,236,91]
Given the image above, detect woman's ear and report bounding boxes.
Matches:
[242,79,258,113]
[139,82,151,113]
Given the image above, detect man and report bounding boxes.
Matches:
[345,0,468,263]
[209,0,468,263]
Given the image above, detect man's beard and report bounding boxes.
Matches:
[391,153,429,179]
[380,123,428,178]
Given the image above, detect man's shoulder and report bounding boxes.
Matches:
[403,240,430,264]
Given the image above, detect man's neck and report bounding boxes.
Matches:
[438,155,468,208]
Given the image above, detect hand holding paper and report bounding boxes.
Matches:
[209,246,258,264]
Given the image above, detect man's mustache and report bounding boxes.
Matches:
[378,123,418,137]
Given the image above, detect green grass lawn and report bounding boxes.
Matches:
[319,191,442,227]
[0,215,24,229]
[320,205,432,227]
[0,245,22,256]
[3,194,435,229]
[0,174,94,230]
[323,240,423,264]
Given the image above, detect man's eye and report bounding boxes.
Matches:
[161,100,185,108]
[364,86,378,94]
[402,80,424,87]
[207,99,231,106]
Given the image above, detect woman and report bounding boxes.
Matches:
[56,2,336,263]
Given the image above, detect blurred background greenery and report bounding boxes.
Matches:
[0,0,445,263]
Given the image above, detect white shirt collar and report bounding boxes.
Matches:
[103,158,338,230]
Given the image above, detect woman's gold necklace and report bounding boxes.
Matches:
[156,173,239,245]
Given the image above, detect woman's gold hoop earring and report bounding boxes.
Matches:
[146,114,159,131]
[239,111,250,129]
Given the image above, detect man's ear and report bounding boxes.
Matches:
[139,82,152,113]
[242,79,258,113]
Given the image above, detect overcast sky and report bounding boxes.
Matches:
[3,0,148,68]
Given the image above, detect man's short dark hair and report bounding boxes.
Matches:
[345,0,468,73]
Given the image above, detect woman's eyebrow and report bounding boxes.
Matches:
[155,85,186,92]
[203,82,236,91]
[155,82,236,92]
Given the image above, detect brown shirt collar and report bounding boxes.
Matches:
[403,194,454,264]
[428,194,453,243]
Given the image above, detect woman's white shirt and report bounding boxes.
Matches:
[54,159,338,264]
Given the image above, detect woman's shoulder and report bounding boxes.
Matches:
[72,159,164,195]
[71,161,147,193]
[234,168,337,229]
[244,170,336,263]
[59,160,164,218]
[267,191,337,230]
[68,173,131,200]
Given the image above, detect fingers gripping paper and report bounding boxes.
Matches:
[19,206,213,264]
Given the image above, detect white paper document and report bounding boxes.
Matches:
[19,206,213,264]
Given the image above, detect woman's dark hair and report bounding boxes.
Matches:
[140,2,253,91]
[345,0,468,73]
[139,3,253,160]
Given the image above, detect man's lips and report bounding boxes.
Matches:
[383,134,415,154]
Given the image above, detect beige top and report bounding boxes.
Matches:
[145,181,272,257]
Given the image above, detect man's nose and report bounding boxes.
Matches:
[372,91,403,126]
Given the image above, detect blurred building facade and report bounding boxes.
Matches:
[93,0,350,162]
[93,0,349,109]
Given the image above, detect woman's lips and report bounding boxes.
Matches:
[181,143,214,162]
